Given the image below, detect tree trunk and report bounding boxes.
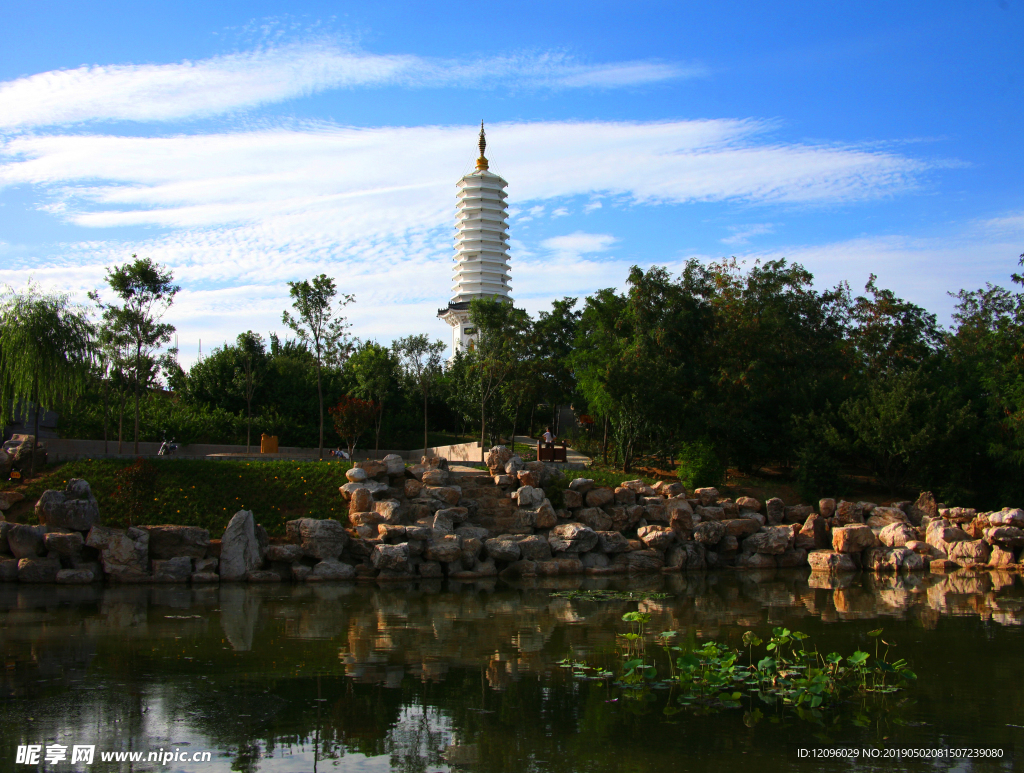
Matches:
[602,415,609,465]
[29,377,39,478]
[480,396,486,463]
[103,378,109,455]
[510,403,520,454]
[528,403,535,438]
[134,346,141,455]
[246,400,252,455]
[373,399,382,457]
[422,388,429,455]
[316,360,324,460]
[117,391,125,454]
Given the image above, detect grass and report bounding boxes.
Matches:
[2,458,357,536]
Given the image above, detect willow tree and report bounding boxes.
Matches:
[0,284,95,476]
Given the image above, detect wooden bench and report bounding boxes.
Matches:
[536,440,568,463]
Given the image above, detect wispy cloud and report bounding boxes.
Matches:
[0,118,935,361]
[721,222,775,245]
[0,43,704,129]
[542,231,618,258]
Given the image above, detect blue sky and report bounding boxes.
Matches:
[1,1,1022,361]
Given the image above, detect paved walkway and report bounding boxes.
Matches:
[446,436,591,476]
[513,435,592,467]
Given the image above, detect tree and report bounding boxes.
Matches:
[469,298,532,462]
[393,334,447,453]
[329,395,377,459]
[90,255,179,454]
[0,284,95,476]
[232,331,266,454]
[347,341,400,456]
[282,275,354,460]
[533,297,581,434]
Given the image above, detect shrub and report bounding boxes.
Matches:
[795,443,839,504]
[112,458,159,525]
[677,439,725,489]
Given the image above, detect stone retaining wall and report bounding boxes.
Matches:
[1,446,1021,585]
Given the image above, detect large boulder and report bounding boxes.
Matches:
[637,524,676,550]
[596,531,631,554]
[947,539,991,566]
[152,556,193,583]
[484,538,522,563]
[866,507,908,528]
[908,491,938,526]
[694,487,719,506]
[383,453,406,477]
[35,479,100,532]
[86,525,150,577]
[568,478,595,494]
[425,535,463,563]
[832,524,875,553]
[736,496,761,513]
[694,520,726,546]
[808,549,857,573]
[265,544,304,563]
[0,490,25,512]
[7,524,46,558]
[585,488,614,508]
[741,526,791,555]
[795,513,830,550]
[219,511,264,581]
[765,497,785,525]
[371,543,410,572]
[736,552,777,570]
[611,549,664,573]
[985,526,1024,550]
[346,467,368,483]
[138,525,210,559]
[309,559,356,581]
[783,505,814,524]
[517,535,552,561]
[576,507,612,532]
[18,557,60,583]
[834,500,865,525]
[549,523,598,553]
[288,518,348,561]
[878,522,918,549]
[512,486,544,508]
[485,445,514,475]
[421,468,450,486]
[43,531,84,560]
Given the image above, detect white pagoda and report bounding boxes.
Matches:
[438,122,512,354]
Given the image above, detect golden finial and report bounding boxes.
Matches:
[476,120,489,170]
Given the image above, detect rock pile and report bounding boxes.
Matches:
[3,452,1024,584]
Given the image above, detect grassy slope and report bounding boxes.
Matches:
[2,459,355,536]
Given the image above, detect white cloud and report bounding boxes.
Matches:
[721,222,775,245]
[0,43,704,129]
[541,232,619,258]
[0,118,936,362]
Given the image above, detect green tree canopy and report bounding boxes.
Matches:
[282,274,354,459]
[0,283,95,474]
[90,255,179,454]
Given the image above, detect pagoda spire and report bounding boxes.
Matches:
[476,120,488,171]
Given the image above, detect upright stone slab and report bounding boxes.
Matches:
[219,510,263,581]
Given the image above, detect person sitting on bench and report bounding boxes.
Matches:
[542,427,555,447]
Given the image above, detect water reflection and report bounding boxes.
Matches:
[0,570,1021,771]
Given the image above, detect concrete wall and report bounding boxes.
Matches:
[408,441,484,463]
[44,438,416,463]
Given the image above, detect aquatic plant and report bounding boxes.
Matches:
[561,616,917,723]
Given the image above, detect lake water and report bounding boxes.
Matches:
[2,569,1022,772]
